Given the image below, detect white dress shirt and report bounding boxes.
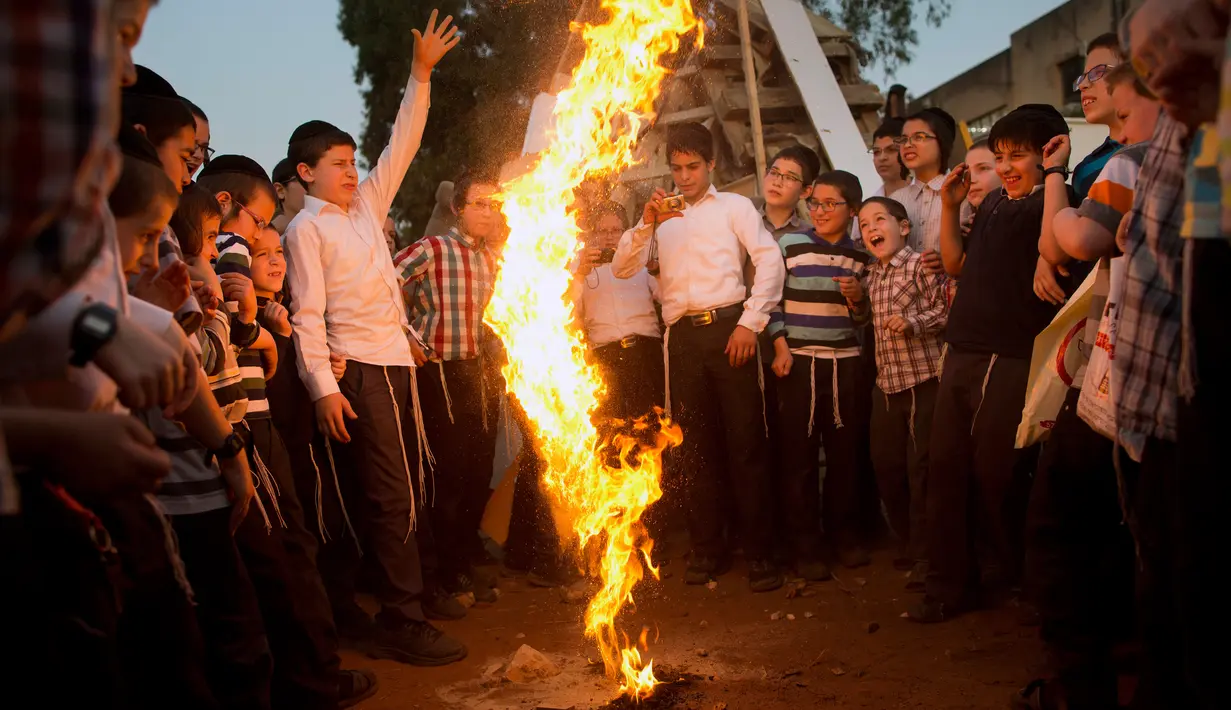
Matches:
[611,185,784,333]
[891,172,948,254]
[284,75,431,402]
[571,264,661,347]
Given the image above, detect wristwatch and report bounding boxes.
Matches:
[1042,165,1070,179]
[69,303,119,367]
[207,430,248,463]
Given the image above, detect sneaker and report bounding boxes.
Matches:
[748,559,785,593]
[370,620,467,667]
[796,558,832,582]
[904,595,955,624]
[422,587,467,621]
[837,544,871,569]
[338,668,378,709]
[684,555,727,585]
[334,602,378,651]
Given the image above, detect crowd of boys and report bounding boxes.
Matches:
[0,1,1225,709]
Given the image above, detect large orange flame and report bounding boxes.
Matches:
[484,0,703,698]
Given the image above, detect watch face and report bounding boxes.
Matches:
[81,312,111,337]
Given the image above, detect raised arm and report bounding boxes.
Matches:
[938,165,971,277]
[354,10,460,220]
[284,221,336,401]
[1039,136,1074,266]
[733,198,785,334]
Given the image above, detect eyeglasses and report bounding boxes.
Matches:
[766,168,804,185]
[806,198,848,212]
[465,199,503,213]
[893,132,937,147]
[1072,63,1117,92]
[233,199,267,231]
[195,141,215,161]
[868,145,900,158]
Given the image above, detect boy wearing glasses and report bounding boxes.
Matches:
[891,108,957,274]
[759,145,820,239]
[869,118,911,198]
[282,10,466,666]
[1070,34,1128,202]
[769,170,873,579]
[394,169,502,613]
[183,98,212,179]
[271,157,308,236]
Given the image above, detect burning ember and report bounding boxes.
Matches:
[485,0,703,700]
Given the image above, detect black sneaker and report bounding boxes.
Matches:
[684,554,727,585]
[748,559,784,593]
[334,602,378,651]
[422,587,467,621]
[338,668,378,709]
[370,620,467,667]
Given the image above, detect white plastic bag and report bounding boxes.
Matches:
[1077,256,1125,440]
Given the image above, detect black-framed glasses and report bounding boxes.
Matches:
[766,167,803,185]
[233,199,267,231]
[1072,63,1117,92]
[868,145,900,158]
[893,132,937,147]
[806,198,847,212]
[195,141,215,161]
[465,199,503,213]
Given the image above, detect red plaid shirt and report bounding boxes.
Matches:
[1,0,116,339]
[866,246,949,394]
[394,228,495,361]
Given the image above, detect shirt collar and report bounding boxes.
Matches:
[913,171,948,195]
[759,202,805,230]
[446,226,482,249]
[998,183,1046,201]
[302,194,345,217]
[868,244,916,273]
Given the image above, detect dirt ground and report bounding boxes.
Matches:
[342,546,1045,710]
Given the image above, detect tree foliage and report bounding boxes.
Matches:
[339,0,949,234]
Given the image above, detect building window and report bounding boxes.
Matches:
[968,106,1009,140]
[1058,54,1085,109]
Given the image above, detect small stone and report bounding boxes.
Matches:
[830,667,846,676]
[786,614,796,621]
[853,577,867,587]
[865,622,880,634]
[505,645,560,683]
[770,611,783,621]
[804,612,815,619]
[699,620,709,628]
[695,648,709,657]
[516,632,526,639]
[706,580,718,591]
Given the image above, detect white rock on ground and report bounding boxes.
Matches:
[505,645,562,684]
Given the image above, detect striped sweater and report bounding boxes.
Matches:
[208,233,259,420]
[767,229,872,357]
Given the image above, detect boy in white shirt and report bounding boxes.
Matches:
[283,9,463,667]
[612,122,786,592]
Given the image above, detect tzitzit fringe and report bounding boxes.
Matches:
[386,366,420,541]
[146,494,194,603]
[245,429,286,530]
[756,345,768,438]
[409,366,437,507]
[321,439,362,557]
[970,354,999,435]
[662,325,673,418]
[830,351,844,429]
[307,442,330,542]
[438,360,456,424]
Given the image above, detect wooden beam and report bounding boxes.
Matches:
[659,105,715,125]
[738,0,768,192]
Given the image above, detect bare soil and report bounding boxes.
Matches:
[343,547,1045,709]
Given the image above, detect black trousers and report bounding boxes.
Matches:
[1024,388,1134,708]
[776,353,863,560]
[417,358,498,583]
[235,417,340,710]
[1128,238,1228,710]
[871,378,938,562]
[669,313,772,560]
[173,507,273,710]
[590,336,679,537]
[925,347,1031,606]
[3,484,218,710]
[327,361,427,623]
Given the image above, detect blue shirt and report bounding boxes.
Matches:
[1071,137,1122,202]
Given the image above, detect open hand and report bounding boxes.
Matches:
[940,164,971,208]
[411,9,461,82]
[316,392,358,443]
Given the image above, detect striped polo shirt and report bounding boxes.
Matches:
[1077,142,1148,233]
[767,229,872,358]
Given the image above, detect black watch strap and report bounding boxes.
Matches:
[207,430,248,463]
[70,303,119,367]
[1043,165,1069,179]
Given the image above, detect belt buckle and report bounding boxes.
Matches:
[619,335,638,349]
[692,311,714,327]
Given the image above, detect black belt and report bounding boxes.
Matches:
[595,334,661,352]
[678,304,743,327]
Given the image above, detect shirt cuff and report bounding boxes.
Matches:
[738,310,770,334]
[306,369,341,402]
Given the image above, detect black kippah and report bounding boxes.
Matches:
[271,157,298,184]
[1007,103,1069,136]
[198,155,271,182]
[117,123,163,168]
[125,64,179,99]
[289,120,342,145]
[919,107,957,143]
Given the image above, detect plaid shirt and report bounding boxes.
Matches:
[395,228,495,361]
[1115,113,1188,447]
[866,246,948,394]
[0,0,115,339]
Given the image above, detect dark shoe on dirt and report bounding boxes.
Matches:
[338,668,378,709]
[422,587,467,621]
[334,603,378,651]
[370,620,467,667]
[796,558,833,582]
[904,595,955,624]
[748,559,785,593]
[684,555,726,585]
[838,544,872,569]
[471,581,500,605]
